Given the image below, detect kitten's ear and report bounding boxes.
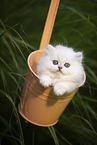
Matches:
[75,52,83,62]
[45,44,55,55]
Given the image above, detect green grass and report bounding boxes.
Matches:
[0,0,97,145]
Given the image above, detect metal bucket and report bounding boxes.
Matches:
[19,49,86,127]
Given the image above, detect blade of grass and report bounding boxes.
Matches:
[71,114,97,136]
[0,57,13,71]
[0,89,24,145]
[10,38,26,62]
[7,26,30,52]
[48,126,59,145]
[86,66,97,84]
[0,69,8,90]
[13,37,35,50]
[0,132,22,145]
[81,95,97,103]
[8,72,22,92]
[57,131,72,145]
[77,93,92,123]
[2,37,18,68]
[86,103,97,120]
[65,6,97,30]
[0,19,6,31]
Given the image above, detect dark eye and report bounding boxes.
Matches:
[53,60,58,65]
[64,63,70,68]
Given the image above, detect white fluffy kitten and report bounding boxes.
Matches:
[37,44,84,96]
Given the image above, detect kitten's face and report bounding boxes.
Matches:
[49,59,72,75]
[44,44,83,76]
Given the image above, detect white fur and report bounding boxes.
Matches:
[37,44,84,96]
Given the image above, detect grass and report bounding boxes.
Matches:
[0,0,97,145]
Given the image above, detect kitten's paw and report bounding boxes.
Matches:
[54,82,76,96]
[39,76,52,88]
[54,83,66,96]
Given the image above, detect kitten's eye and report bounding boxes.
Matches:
[53,60,58,65]
[64,63,70,68]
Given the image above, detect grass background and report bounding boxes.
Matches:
[0,0,97,145]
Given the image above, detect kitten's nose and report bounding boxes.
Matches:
[58,66,62,70]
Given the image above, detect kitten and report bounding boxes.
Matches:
[37,44,84,96]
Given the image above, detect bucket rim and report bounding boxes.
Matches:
[28,49,44,79]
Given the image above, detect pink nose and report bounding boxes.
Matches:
[58,66,62,70]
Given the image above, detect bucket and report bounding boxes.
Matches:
[19,49,86,127]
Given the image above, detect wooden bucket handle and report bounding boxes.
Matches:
[39,0,60,50]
